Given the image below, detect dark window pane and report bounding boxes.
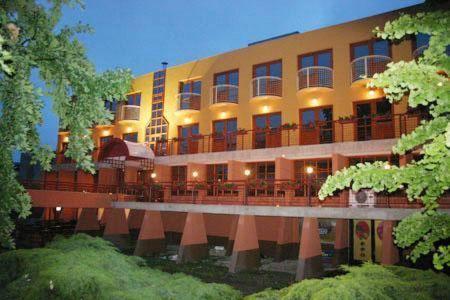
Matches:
[373,40,389,56]
[269,114,281,128]
[301,55,314,68]
[376,100,391,115]
[269,62,282,77]
[318,52,332,67]
[353,44,369,59]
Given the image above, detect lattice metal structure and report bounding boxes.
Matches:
[251,76,282,97]
[298,66,333,90]
[351,55,391,83]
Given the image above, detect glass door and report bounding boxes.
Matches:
[355,99,393,141]
[300,107,333,145]
[178,124,199,154]
[253,113,282,149]
[212,118,237,152]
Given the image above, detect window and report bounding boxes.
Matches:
[294,159,332,197]
[126,93,141,106]
[354,98,394,141]
[214,70,239,86]
[253,60,282,78]
[212,118,237,152]
[207,164,228,183]
[123,132,138,142]
[178,124,199,154]
[299,106,333,145]
[248,161,275,181]
[253,112,282,149]
[171,166,187,183]
[100,135,113,147]
[179,80,202,94]
[104,100,117,113]
[349,155,399,167]
[350,39,391,60]
[298,49,332,69]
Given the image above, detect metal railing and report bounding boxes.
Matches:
[23,179,450,209]
[211,84,239,105]
[251,76,282,98]
[351,55,391,83]
[117,105,140,121]
[298,66,333,90]
[412,45,428,59]
[177,93,201,111]
[154,113,423,156]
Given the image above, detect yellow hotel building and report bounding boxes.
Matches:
[29,4,447,278]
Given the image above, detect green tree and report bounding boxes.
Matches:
[0,0,132,247]
[319,9,450,269]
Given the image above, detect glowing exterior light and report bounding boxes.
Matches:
[437,82,443,87]
[262,105,269,113]
[220,112,227,119]
[55,206,62,212]
[244,169,251,177]
[126,126,132,133]
[306,166,314,174]
[102,130,110,136]
[310,98,319,106]
[192,171,199,178]
[63,136,69,143]
[151,172,157,179]
[184,117,192,124]
[384,163,391,170]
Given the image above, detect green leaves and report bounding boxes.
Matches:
[320,9,450,269]
[0,0,132,247]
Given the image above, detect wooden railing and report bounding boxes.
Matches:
[155,113,424,156]
[23,179,450,209]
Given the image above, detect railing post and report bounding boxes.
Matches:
[306,68,310,88]
[364,57,368,77]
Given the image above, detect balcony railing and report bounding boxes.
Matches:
[351,55,391,83]
[117,105,140,121]
[177,93,201,111]
[210,84,239,105]
[24,179,450,209]
[251,76,282,98]
[298,66,333,90]
[412,45,428,59]
[154,113,424,156]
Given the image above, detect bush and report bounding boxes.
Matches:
[246,263,450,300]
[0,234,240,300]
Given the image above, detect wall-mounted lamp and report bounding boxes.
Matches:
[244,169,251,177]
[306,166,314,174]
[126,126,133,133]
[184,117,192,124]
[63,136,69,143]
[192,171,199,178]
[151,172,157,179]
[310,98,319,106]
[384,163,391,170]
[262,105,270,113]
[55,206,62,212]
[102,130,111,136]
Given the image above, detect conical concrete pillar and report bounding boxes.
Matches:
[381,220,399,265]
[229,215,260,273]
[296,217,323,281]
[226,215,239,256]
[128,209,145,236]
[134,211,166,257]
[75,208,100,235]
[177,212,208,263]
[103,208,130,250]
[275,217,300,261]
[333,219,349,267]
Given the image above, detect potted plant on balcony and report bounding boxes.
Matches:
[193,182,208,190]
[338,115,355,124]
[281,123,298,130]
[151,183,163,191]
[220,182,237,191]
[280,181,297,190]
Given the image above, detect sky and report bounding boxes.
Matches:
[35,0,423,159]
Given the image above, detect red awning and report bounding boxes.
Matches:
[98,138,154,161]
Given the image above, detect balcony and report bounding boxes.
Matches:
[250,76,282,101]
[350,55,391,86]
[175,93,201,116]
[210,84,239,109]
[117,105,140,122]
[154,113,423,156]
[297,66,333,96]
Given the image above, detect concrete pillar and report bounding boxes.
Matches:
[75,208,100,234]
[229,215,260,273]
[134,211,166,257]
[226,215,239,256]
[128,209,145,231]
[275,217,300,262]
[296,217,323,281]
[103,208,129,249]
[332,153,349,174]
[333,219,349,267]
[177,212,209,263]
[381,220,399,265]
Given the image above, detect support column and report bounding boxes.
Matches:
[275,217,299,261]
[332,153,349,173]
[228,160,247,203]
[128,209,145,233]
[75,208,100,235]
[333,219,349,267]
[229,215,260,273]
[381,220,399,265]
[226,215,239,256]
[177,212,208,263]
[296,217,323,281]
[103,208,129,250]
[134,211,166,257]
[275,157,295,202]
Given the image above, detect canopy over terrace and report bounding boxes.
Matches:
[98,138,155,169]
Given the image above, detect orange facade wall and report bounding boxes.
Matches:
[29,189,114,208]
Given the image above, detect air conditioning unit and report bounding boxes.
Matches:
[349,189,376,208]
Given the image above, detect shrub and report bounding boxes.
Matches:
[0,234,241,300]
[246,263,450,300]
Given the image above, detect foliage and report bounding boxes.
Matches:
[0,234,241,300]
[246,263,450,300]
[0,0,132,248]
[319,8,450,269]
